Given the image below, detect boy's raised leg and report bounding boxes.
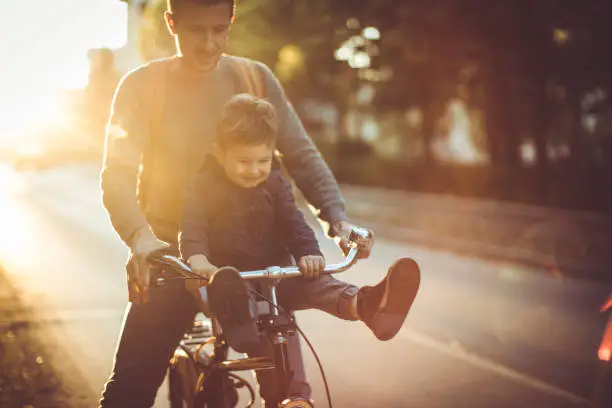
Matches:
[356,257,421,341]
[277,257,421,341]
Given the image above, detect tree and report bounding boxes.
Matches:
[136,0,612,209]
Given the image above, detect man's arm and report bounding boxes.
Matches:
[101,64,170,302]
[254,61,374,259]
[101,67,152,245]
[257,63,348,228]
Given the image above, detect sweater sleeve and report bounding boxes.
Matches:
[100,65,154,245]
[255,62,348,226]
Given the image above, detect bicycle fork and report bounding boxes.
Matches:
[270,285,292,400]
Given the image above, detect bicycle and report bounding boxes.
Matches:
[148,226,371,408]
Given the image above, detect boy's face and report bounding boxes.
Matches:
[165,2,232,73]
[215,143,275,188]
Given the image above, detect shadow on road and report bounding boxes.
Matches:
[0,264,95,407]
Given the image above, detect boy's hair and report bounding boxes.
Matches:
[167,0,236,20]
[216,94,278,150]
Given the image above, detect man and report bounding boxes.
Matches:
[98,0,376,406]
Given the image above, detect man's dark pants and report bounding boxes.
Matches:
[99,275,358,407]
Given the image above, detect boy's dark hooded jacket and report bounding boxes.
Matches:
[179,157,322,271]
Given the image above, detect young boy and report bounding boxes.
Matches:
[179,93,420,406]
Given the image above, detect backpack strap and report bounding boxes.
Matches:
[228,56,265,98]
[228,56,292,175]
[151,61,168,138]
[139,60,168,212]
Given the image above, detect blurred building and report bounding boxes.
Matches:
[113,0,149,73]
[81,48,122,144]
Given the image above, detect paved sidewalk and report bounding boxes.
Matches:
[12,161,612,282]
[339,185,612,283]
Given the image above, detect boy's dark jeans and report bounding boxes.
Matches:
[98,274,359,408]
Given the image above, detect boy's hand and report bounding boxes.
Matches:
[298,255,326,277]
[331,220,374,259]
[188,254,218,280]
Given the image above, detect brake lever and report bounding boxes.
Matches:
[146,247,176,264]
[147,249,197,286]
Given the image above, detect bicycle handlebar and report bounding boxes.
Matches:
[148,226,371,284]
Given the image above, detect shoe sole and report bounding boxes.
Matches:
[376,257,421,341]
[207,266,259,353]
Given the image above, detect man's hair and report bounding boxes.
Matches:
[216,94,278,150]
[167,0,236,20]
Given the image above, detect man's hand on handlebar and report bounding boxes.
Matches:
[331,220,374,259]
[298,255,326,277]
[127,226,170,304]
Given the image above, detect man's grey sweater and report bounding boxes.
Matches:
[101,55,347,245]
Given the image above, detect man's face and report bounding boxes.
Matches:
[166,2,232,73]
[215,143,274,188]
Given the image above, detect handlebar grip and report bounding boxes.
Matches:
[349,226,371,242]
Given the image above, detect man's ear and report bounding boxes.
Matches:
[164,11,177,35]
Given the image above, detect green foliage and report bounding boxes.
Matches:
[136,0,612,207]
[139,0,174,61]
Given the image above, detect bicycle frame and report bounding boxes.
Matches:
[151,226,370,408]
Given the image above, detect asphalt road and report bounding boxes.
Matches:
[0,163,610,407]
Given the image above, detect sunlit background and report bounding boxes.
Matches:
[0,0,127,145]
[0,1,610,407]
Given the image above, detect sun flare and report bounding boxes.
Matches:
[0,0,127,146]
